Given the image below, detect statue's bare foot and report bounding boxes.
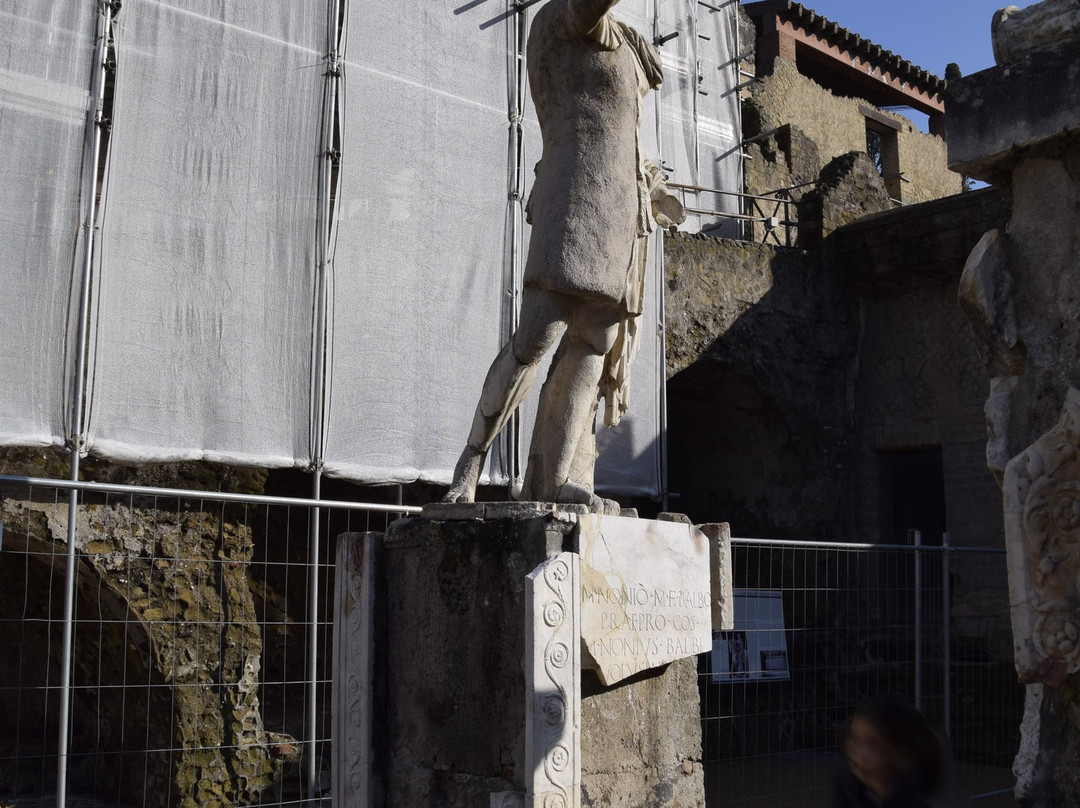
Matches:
[601,497,621,516]
[554,481,604,511]
[442,446,484,504]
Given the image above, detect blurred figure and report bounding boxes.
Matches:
[831,695,952,808]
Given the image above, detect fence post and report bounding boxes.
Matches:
[57,5,114,805]
[913,530,923,711]
[307,472,324,800]
[942,532,952,739]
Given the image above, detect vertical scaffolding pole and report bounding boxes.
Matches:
[57,3,112,806]
[308,0,343,797]
[307,472,324,799]
[942,532,952,738]
[652,0,669,511]
[913,529,923,711]
[504,0,529,491]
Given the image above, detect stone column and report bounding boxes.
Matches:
[333,532,381,808]
[947,4,1080,803]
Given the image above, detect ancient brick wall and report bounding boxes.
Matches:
[661,208,1010,655]
[744,57,962,205]
[897,124,958,204]
[849,278,1005,539]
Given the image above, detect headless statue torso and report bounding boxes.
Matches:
[442,0,682,509]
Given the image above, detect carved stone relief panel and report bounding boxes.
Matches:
[332,532,379,808]
[526,552,581,808]
[1004,388,1080,685]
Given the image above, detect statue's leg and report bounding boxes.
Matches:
[566,393,600,494]
[443,291,568,503]
[522,300,619,505]
[442,341,538,503]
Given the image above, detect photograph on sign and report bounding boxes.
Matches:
[711,589,790,682]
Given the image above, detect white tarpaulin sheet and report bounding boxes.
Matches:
[0,2,95,447]
[696,0,742,239]
[657,0,698,224]
[656,0,742,237]
[2,0,740,499]
[593,0,664,497]
[86,0,325,466]
[322,1,513,483]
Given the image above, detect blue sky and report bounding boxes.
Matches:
[794,0,1040,79]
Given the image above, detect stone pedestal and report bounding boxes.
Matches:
[334,505,724,808]
[382,509,570,806]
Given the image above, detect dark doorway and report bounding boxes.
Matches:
[880,447,946,545]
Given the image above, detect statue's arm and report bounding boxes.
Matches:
[566,0,621,38]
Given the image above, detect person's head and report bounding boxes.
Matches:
[844,695,946,800]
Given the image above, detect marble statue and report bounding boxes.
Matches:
[992,0,1080,65]
[444,0,684,508]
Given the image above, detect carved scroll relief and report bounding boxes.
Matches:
[526,553,581,808]
[1004,388,1080,685]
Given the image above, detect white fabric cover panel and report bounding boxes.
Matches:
[697,0,742,239]
[590,0,664,497]
[593,0,662,497]
[88,0,325,466]
[657,0,699,230]
[323,2,513,483]
[505,64,545,489]
[0,2,95,447]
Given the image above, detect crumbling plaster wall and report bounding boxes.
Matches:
[0,492,299,807]
[663,232,856,539]
[745,57,961,205]
[662,180,1011,660]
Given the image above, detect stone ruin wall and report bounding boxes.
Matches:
[662,232,853,541]
[662,199,1012,663]
[745,57,962,206]
[850,277,1012,658]
[0,452,305,807]
[748,57,868,166]
[898,123,962,204]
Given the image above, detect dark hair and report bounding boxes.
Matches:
[851,695,948,797]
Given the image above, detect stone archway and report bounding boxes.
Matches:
[0,495,299,807]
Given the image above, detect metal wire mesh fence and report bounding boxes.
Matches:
[701,536,1024,808]
[0,477,415,808]
[0,480,1025,807]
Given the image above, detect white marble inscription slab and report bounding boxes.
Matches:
[526,553,581,808]
[576,515,712,686]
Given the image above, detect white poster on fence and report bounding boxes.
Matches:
[712,589,790,682]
